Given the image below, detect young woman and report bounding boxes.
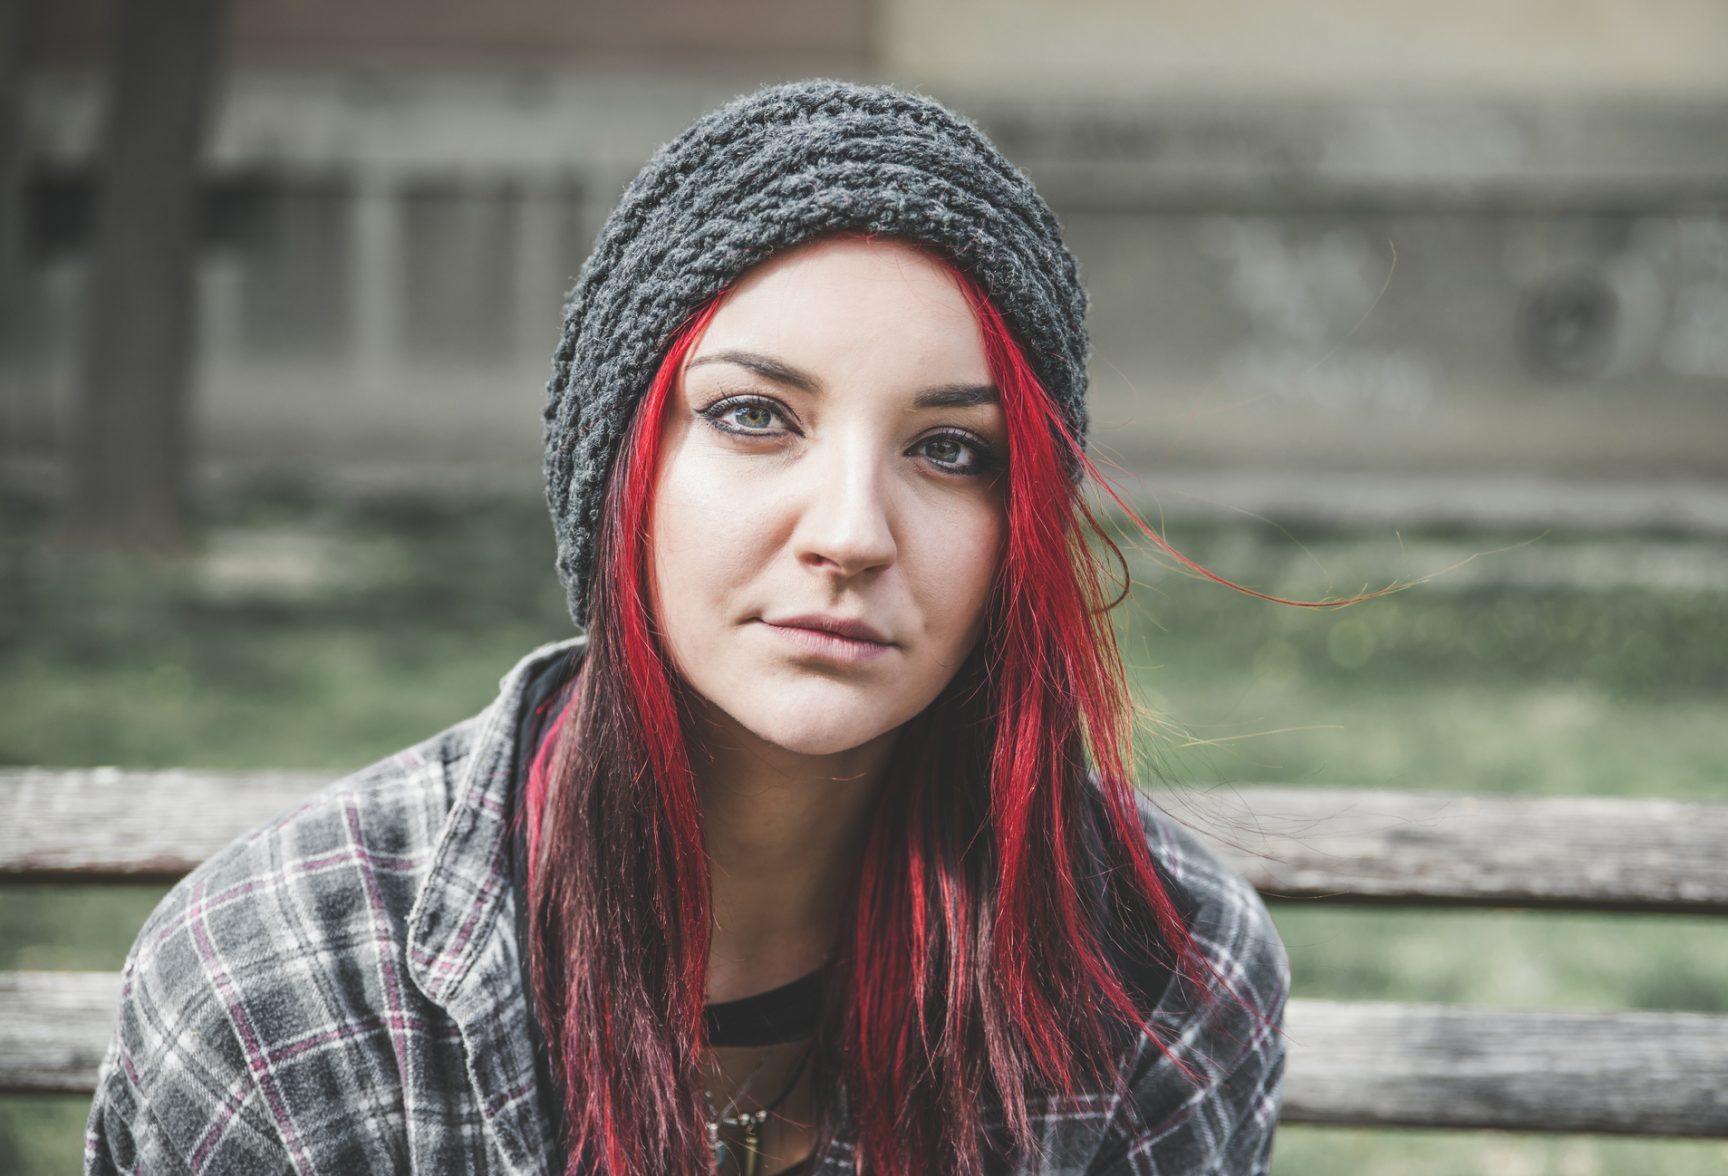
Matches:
[86,81,1288,1176]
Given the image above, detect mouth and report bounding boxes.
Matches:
[757,614,895,662]
[761,613,893,645]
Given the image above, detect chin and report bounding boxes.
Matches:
[729,692,912,759]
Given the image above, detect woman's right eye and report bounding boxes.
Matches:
[701,396,792,436]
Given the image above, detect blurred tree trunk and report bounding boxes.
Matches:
[0,2,36,383]
[63,0,229,554]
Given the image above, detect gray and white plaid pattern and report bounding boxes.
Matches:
[85,637,1288,1174]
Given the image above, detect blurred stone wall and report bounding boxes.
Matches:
[882,0,1728,97]
[6,2,1726,499]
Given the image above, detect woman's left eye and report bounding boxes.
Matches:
[914,431,995,476]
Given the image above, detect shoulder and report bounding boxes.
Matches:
[1132,790,1289,1015]
[1097,792,1290,1174]
[85,717,480,1173]
[125,713,474,1001]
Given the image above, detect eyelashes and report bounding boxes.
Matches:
[697,394,1002,477]
[704,396,783,436]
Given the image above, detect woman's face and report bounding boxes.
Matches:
[649,236,1007,759]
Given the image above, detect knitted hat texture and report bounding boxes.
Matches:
[544,78,1091,629]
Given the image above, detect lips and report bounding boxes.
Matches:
[760,613,893,645]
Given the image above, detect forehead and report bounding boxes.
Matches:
[684,238,991,387]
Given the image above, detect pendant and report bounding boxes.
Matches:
[708,1118,727,1170]
[739,1108,768,1176]
[709,1108,770,1176]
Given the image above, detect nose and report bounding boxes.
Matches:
[790,441,897,580]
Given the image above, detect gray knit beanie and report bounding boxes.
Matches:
[544,78,1091,630]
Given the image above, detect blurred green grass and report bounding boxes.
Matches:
[2,485,1724,1174]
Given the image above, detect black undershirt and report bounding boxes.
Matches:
[504,652,1196,1171]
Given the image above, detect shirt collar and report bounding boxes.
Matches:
[405,634,587,1175]
[406,635,586,1004]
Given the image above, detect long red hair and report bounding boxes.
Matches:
[525,235,1269,1173]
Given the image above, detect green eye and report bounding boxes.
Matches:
[732,403,776,430]
[701,396,790,437]
[917,431,994,475]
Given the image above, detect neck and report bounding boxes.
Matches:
[691,705,893,1003]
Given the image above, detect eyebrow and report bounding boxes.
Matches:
[685,349,1000,409]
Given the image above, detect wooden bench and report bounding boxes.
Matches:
[5,767,1727,1138]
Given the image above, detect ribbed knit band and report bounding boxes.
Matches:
[544,78,1090,629]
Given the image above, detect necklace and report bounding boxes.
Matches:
[703,1039,815,1176]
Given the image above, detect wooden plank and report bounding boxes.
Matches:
[0,767,329,880]
[6,771,1728,914]
[1169,786,1728,916]
[1282,998,1728,1137]
[0,971,121,1095]
[8,975,1726,1137]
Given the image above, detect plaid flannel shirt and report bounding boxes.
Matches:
[85,637,1289,1174]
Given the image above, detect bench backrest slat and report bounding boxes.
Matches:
[1283,998,1728,1137]
[6,770,1728,914]
[5,972,1726,1137]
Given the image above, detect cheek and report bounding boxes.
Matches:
[648,449,774,637]
[910,499,1005,649]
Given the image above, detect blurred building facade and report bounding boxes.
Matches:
[8,0,1728,508]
